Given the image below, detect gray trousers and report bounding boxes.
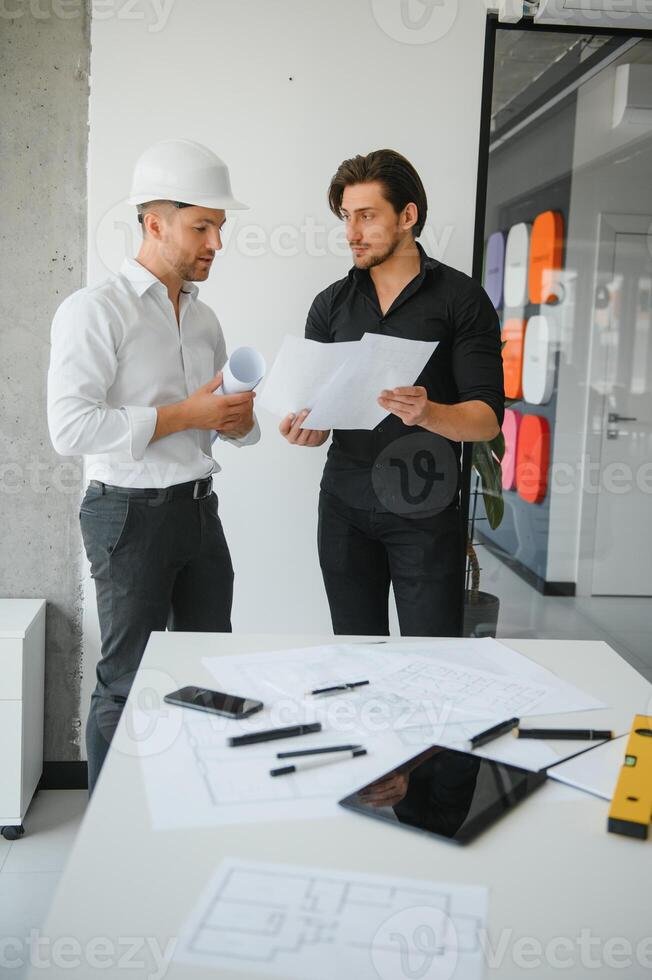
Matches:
[79,482,234,795]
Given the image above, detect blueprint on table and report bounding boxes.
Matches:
[174,858,488,980]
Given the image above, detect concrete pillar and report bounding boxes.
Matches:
[0,1,90,762]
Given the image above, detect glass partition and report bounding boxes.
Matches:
[470,21,652,683]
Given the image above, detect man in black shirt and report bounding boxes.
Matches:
[280,149,504,637]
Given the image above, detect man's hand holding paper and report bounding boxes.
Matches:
[377,384,430,427]
[260,332,438,432]
[279,410,330,447]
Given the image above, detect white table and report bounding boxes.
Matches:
[34,634,652,979]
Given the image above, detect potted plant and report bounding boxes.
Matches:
[462,391,518,637]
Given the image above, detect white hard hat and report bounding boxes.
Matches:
[127,138,248,210]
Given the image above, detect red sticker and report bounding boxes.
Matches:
[516,414,550,504]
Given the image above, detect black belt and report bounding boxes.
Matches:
[89,477,213,500]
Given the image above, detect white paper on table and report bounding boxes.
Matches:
[174,858,488,980]
[461,637,608,716]
[389,716,562,770]
[205,645,563,769]
[203,642,409,703]
[130,703,558,831]
[204,644,487,743]
[546,734,627,800]
[131,703,417,829]
[258,332,438,430]
[207,638,604,725]
[129,636,575,830]
[359,637,607,718]
[203,643,570,773]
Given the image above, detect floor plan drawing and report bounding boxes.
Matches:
[175,859,488,980]
[134,708,412,828]
[378,658,554,721]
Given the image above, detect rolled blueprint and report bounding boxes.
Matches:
[211,346,266,443]
[217,346,266,395]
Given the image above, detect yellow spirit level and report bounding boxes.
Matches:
[607,714,652,840]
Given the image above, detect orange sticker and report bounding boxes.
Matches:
[516,414,550,504]
[501,319,526,400]
[528,210,564,305]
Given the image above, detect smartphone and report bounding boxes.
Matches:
[163,685,263,719]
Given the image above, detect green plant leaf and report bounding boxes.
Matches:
[472,440,504,530]
[465,366,513,538]
[483,484,504,530]
[489,429,505,461]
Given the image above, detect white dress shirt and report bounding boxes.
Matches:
[47,257,259,488]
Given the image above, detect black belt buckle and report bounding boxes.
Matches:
[193,478,211,500]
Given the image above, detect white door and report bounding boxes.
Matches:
[591,230,652,596]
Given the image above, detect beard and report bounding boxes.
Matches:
[175,257,210,281]
[351,230,402,270]
[161,244,212,282]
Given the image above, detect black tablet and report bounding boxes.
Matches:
[339,744,547,845]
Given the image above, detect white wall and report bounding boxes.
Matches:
[82,0,489,740]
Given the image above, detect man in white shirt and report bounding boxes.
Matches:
[47,139,259,794]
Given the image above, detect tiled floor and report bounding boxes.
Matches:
[477,544,652,682]
[2,565,649,977]
[0,791,87,979]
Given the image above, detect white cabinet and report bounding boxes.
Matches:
[0,599,45,839]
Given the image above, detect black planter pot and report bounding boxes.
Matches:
[463,591,500,638]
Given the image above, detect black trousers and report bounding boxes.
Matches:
[80,483,234,795]
[317,489,464,637]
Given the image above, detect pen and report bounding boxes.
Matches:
[468,717,520,750]
[277,744,362,759]
[514,728,613,741]
[307,680,370,696]
[228,722,322,747]
[270,748,367,776]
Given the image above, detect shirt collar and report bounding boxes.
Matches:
[348,241,439,284]
[120,257,199,300]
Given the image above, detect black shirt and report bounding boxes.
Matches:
[305,243,504,511]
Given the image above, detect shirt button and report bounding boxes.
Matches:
[375,463,381,469]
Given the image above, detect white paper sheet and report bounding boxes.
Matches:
[388,717,561,770]
[202,640,574,770]
[351,637,607,719]
[258,332,438,430]
[174,859,488,980]
[547,735,627,800]
[128,692,558,832]
[304,332,438,430]
[257,335,355,418]
[130,703,416,829]
[203,644,480,749]
[129,638,605,830]
[203,639,605,744]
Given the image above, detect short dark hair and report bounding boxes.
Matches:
[328,149,427,237]
[136,199,191,230]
